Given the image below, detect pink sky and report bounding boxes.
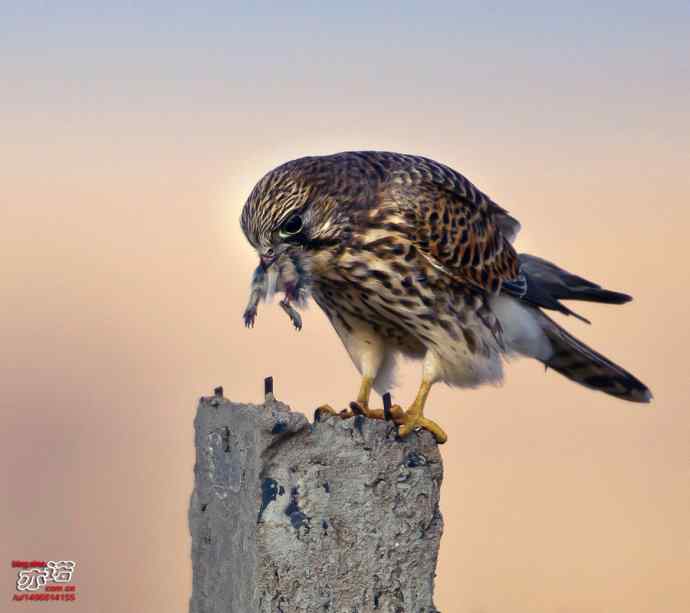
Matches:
[2,4,689,612]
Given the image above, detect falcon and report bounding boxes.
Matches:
[240,151,651,443]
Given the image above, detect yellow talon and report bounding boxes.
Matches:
[395,380,448,444]
[316,374,448,444]
[348,401,388,420]
[315,402,384,421]
[315,404,338,420]
[397,413,448,444]
[335,375,391,421]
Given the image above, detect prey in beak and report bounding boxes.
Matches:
[242,254,310,331]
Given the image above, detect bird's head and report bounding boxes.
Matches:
[240,157,348,301]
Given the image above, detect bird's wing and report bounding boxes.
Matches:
[387,154,521,293]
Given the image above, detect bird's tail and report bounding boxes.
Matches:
[536,310,652,403]
[504,253,632,323]
[499,253,651,401]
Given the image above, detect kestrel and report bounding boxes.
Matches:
[240,151,651,443]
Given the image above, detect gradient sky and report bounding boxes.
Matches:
[2,3,689,612]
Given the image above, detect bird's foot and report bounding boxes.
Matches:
[344,393,406,422]
[396,409,448,444]
[314,404,338,421]
[315,401,446,443]
[347,401,388,420]
[314,404,368,421]
[314,401,394,421]
[346,398,410,420]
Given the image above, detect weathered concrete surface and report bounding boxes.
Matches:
[189,387,443,613]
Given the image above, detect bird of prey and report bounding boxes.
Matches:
[240,151,651,443]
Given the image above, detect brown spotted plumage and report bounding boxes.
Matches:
[240,151,651,443]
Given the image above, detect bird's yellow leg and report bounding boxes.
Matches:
[315,376,375,419]
[320,375,397,421]
[345,375,388,420]
[356,375,373,408]
[396,380,448,444]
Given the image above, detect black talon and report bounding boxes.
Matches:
[349,401,365,416]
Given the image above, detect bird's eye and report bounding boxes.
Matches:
[280,215,303,237]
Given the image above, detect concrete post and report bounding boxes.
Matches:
[189,381,443,613]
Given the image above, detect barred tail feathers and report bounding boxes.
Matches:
[537,311,652,403]
[504,254,632,324]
